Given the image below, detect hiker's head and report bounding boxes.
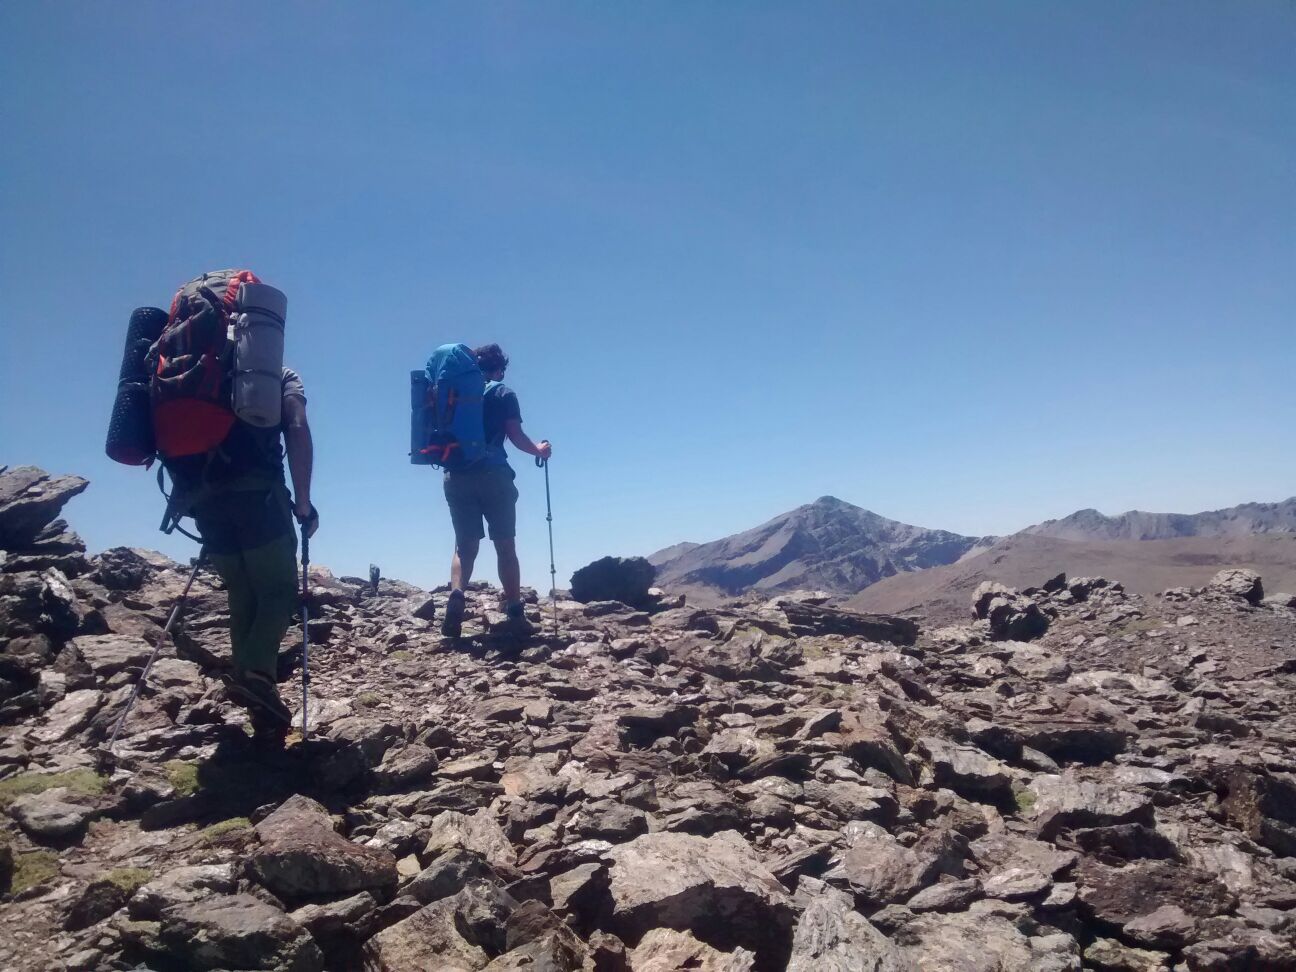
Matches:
[474,344,509,379]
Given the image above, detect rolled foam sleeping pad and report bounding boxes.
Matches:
[105,306,167,465]
[232,282,287,429]
[410,370,434,464]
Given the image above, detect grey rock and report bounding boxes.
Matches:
[423,809,518,870]
[628,928,755,972]
[9,788,97,840]
[158,893,324,972]
[1025,772,1153,839]
[250,794,398,901]
[918,736,1013,805]
[405,849,499,906]
[788,878,904,971]
[825,825,965,906]
[605,830,795,970]
[130,864,238,919]
[1205,568,1264,605]
[570,556,656,608]
[0,466,89,548]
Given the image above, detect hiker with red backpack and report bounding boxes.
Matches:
[411,343,551,638]
[107,269,316,744]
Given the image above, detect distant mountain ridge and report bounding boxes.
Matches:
[1022,498,1296,542]
[649,496,987,598]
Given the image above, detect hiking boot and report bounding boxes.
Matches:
[250,712,289,750]
[221,670,292,726]
[505,601,533,638]
[441,589,466,638]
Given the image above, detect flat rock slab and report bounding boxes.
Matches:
[9,788,97,841]
[158,893,323,972]
[250,794,398,901]
[1026,772,1153,840]
[606,830,795,971]
[70,634,153,677]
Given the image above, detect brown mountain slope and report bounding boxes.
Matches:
[844,532,1296,621]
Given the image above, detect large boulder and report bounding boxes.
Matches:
[1205,568,1264,605]
[249,795,398,902]
[605,830,795,970]
[158,893,324,971]
[570,556,656,608]
[0,466,89,550]
[971,582,1050,641]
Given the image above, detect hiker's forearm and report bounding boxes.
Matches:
[285,420,313,507]
[505,421,542,456]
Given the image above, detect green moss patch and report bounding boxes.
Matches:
[164,760,200,797]
[197,817,252,845]
[0,768,106,807]
[103,867,151,894]
[11,850,59,894]
[1013,787,1037,814]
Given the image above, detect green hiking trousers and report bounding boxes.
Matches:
[191,485,298,679]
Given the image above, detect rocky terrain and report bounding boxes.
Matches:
[3,464,1296,971]
[848,533,1296,623]
[649,496,988,602]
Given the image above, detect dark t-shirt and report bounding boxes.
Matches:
[483,382,522,458]
[170,368,305,490]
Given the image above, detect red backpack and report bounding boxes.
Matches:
[151,269,260,459]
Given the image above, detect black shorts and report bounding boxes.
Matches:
[443,464,518,544]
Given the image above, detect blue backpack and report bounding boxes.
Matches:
[411,344,488,469]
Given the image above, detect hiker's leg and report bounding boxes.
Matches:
[483,466,521,604]
[229,489,298,678]
[193,497,254,663]
[210,552,256,656]
[494,537,522,604]
[451,538,479,589]
[444,470,485,590]
[237,530,299,678]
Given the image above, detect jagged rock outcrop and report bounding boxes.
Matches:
[2,467,1296,971]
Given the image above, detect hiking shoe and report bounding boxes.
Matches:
[441,589,466,638]
[221,670,292,726]
[505,601,533,638]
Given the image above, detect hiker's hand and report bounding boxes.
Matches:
[295,502,319,539]
[536,440,552,461]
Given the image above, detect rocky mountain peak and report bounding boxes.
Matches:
[650,499,986,599]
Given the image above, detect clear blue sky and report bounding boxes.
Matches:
[2,2,1293,590]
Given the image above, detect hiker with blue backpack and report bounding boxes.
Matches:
[412,343,551,638]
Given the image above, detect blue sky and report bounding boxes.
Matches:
[2,2,1293,590]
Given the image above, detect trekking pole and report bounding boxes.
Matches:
[106,550,205,753]
[300,527,311,741]
[536,457,558,637]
